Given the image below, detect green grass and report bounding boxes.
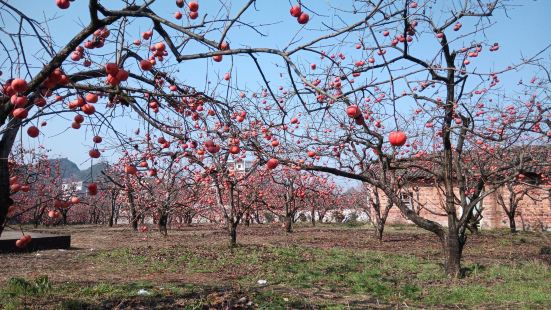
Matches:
[2,275,52,297]
[92,243,551,307]
[0,276,204,309]
[428,263,551,307]
[0,276,53,310]
[2,244,550,308]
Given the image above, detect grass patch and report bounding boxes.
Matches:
[3,242,551,308]
[0,277,205,309]
[424,262,551,307]
[0,276,53,310]
[86,243,551,307]
[1,275,52,297]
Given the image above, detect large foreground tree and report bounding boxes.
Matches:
[1,0,549,277]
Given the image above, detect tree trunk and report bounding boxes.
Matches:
[108,203,115,227]
[0,126,19,237]
[33,206,44,228]
[311,207,316,227]
[89,207,96,224]
[508,212,517,233]
[158,211,168,236]
[285,214,293,233]
[32,200,45,228]
[375,219,385,242]
[109,191,117,227]
[318,212,325,223]
[467,221,479,235]
[61,210,68,225]
[130,207,138,230]
[443,232,464,278]
[229,222,238,248]
[369,189,391,243]
[373,208,383,242]
[0,162,10,237]
[125,179,138,231]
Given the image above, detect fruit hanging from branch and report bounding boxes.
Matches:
[27,126,39,138]
[346,105,361,119]
[297,13,309,24]
[15,235,32,248]
[290,5,301,17]
[266,158,279,170]
[389,131,407,147]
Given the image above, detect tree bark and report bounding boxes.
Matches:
[318,211,325,223]
[61,209,68,225]
[0,125,19,237]
[108,203,115,227]
[375,218,385,242]
[183,210,194,225]
[508,212,517,233]
[254,210,261,224]
[124,177,138,231]
[158,211,168,236]
[0,163,10,236]
[285,214,293,233]
[368,188,392,242]
[442,231,464,278]
[229,222,238,248]
[495,185,522,234]
[130,207,138,230]
[107,190,119,227]
[467,221,479,235]
[33,204,46,228]
[244,211,250,226]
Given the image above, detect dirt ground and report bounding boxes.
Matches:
[2,224,548,282]
[1,223,550,309]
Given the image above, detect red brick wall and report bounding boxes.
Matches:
[372,185,551,231]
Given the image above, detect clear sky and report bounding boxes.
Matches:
[5,0,551,170]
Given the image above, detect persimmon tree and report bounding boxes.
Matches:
[302,176,341,226]
[362,185,393,241]
[8,147,56,226]
[242,1,550,277]
[6,145,104,228]
[105,185,122,227]
[262,168,306,233]
[0,0,549,277]
[197,152,264,247]
[116,139,203,236]
[103,156,143,231]
[263,169,340,232]
[0,0,292,237]
[0,0,249,234]
[490,147,550,233]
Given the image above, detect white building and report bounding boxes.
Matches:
[61,181,86,197]
[227,159,253,173]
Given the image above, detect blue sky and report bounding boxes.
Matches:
[6,0,551,170]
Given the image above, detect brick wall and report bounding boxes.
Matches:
[371,184,551,231]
